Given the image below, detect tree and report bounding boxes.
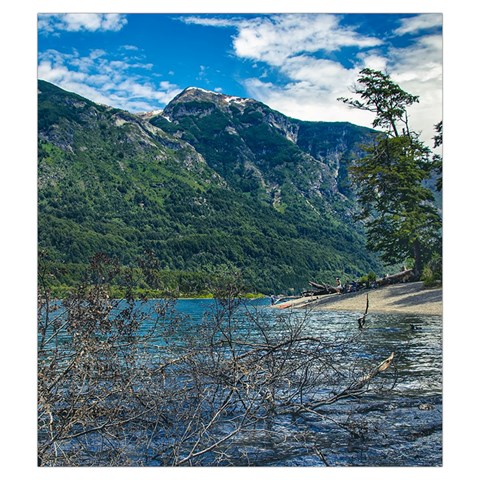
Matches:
[338,69,442,277]
[338,68,419,138]
[432,120,443,192]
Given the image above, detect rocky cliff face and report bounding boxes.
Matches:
[150,87,376,215]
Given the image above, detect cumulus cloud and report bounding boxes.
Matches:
[389,34,443,139]
[233,14,382,66]
[183,14,381,65]
[243,77,375,127]
[243,55,371,123]
[394,13,443,36]
[38,48,181,112]
[38,13,127,34]
[355,51,388,73]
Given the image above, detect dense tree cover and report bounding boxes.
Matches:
[338,69,442,277]
[38,80,382,295]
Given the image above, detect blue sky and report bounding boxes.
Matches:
[38,12,442,141]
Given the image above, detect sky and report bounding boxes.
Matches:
[37,12,443,144]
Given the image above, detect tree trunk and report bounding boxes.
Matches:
[412,239,423,280]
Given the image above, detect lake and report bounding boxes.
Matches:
[38,297,442,466]
[152,298,442,466]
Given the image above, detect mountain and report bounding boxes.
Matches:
[38,80,381,294]
[149,87,373,204]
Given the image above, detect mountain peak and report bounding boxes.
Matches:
[184,86,215,94]
[171,86,253,107]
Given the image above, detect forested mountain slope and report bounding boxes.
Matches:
[38,80,381,293]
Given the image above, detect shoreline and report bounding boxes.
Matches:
[277,282,442,316]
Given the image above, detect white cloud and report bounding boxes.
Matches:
[394,13,443,36]
[180,16,240,28]
[281,56,356,91]
[182,14,381,66]
[38,14,127,34]
[244,77,375,127]
[233,14,382,66]
[38,49,182,112]
[389,34,443,139]
[208,13,442,144]
[120,45,139,51]
[356,52,388,73]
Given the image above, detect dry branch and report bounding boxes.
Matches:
[38,257,400,466]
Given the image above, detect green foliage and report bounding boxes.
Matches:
[241,124,303,167]
[38,80,382,294]
[148,115,182,135]
[357,271,377,286]
[421,254,442,287]
[295,121,377,199]
[341,70,442,277]
[350,134,442,273]
[38,80,104,131]
[432,120,443,192]
[338,68,419,138]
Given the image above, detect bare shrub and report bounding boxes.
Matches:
[38,255,396,466]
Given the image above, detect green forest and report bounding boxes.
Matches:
[38,80,394,296]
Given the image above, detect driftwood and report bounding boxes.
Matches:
[275,296,320,309]
[347,352,395,391]
[376,269,413,286]
[306,281,340,295]
[306,268,413,297]
[301,290,321,297]
[279,268,413,311]
[304,352,395,408]
[270,295,301,307]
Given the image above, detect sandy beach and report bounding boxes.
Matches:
[277,282,442,316]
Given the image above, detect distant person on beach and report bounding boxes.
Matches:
[346,280,358,293]
[335,277,343,293]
